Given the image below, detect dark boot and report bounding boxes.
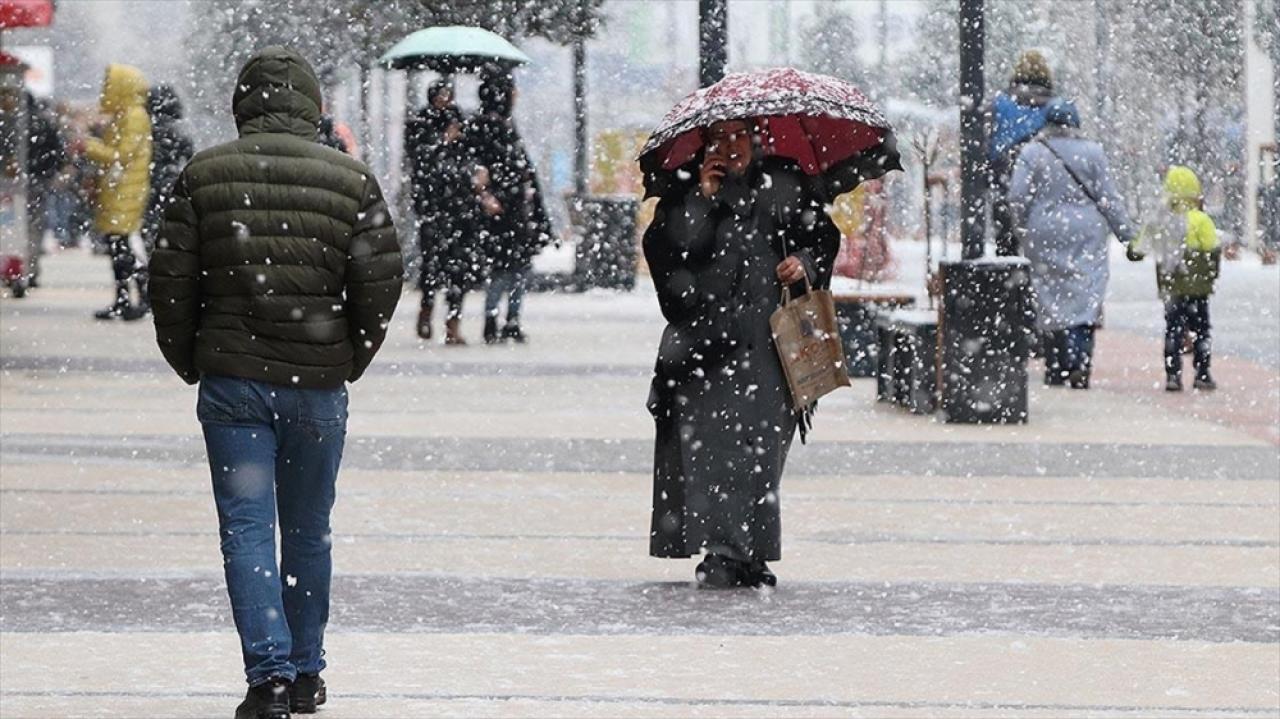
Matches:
[1193,374,1217,391]
[289,674,326,714]
[94,287,130,320]
[745,560,778,588]
[444,317,467,346]
[120,303,149,321]
[501,321,527,344]
[1165,375,1183,392]
[695,554,748,589]
[235,678,291,719]
[417,305,433,340]
[483,316,499,344]
[1068,368,1090,390]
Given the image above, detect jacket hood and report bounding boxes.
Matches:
[232,46,322,141]
[101,64,148,116]
[148,84,183,122]
[1164,165,1202,209]
[1044,98,1080,128]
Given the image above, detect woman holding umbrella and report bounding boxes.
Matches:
[639,69,900,588]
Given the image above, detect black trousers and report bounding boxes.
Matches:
[1044,325,1095,381]
[105,233,141,308]
[1164,297,1211,380]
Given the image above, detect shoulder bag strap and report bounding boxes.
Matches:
[1036,138,1102,209]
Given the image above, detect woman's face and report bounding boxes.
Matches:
[705,120,753,176]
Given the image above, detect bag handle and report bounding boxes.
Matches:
[780,273,814,306]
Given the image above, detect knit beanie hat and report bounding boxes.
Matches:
[1013,50,1053,90]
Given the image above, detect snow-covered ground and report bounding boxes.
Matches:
[0,250,1277,718]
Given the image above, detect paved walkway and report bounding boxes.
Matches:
[1,251,1277,718]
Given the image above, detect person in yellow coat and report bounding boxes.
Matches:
[1128,165,1221,392]
[84,63,152,320]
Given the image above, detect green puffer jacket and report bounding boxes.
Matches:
[149,47,403,388]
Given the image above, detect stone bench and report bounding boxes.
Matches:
[875,308,939,415]
[832,292,916,378]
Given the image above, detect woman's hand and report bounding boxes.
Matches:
[479,192,503,217]
[776,255,807,284]
[699,156,726,198]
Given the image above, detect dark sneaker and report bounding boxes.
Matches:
[235,678,291,719]
[501,322,527,344]
[1165,376,1183,392]
[483,316,500,345]
[695,554,747,589]
[1193,375,1217,391]
[289,673,326,714]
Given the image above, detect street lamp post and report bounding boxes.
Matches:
[958,0,986,260]
[938,0,1033,424]
[573,36,588,197]
[699,0,728,88]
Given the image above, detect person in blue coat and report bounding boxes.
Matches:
[987,50,1059,257]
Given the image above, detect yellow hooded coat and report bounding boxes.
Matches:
[84,64,152,235]
[1132,166,1219,298]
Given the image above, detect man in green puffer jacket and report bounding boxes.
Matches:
[1128,165,1220,392]
[148,47,402,719]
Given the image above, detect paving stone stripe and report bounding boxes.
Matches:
[1,689,1275,716]
[4,485,1274,509]
[3,528,1275,549]
[2,433,1277,480]
[2,576,1275,643]
[1,354,650,378]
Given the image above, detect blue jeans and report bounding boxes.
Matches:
[198,375,348,686]
[484,266,528,322]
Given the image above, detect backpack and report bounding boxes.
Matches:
[989,93,1048,164]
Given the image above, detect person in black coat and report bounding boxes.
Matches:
[25,92,65,287]
[644,120,845,588]
[470,68,553,344]
[406,80,485,344]
[139,84,194,313]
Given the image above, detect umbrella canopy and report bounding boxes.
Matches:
[0,0,54,28]
[639,68,900,197]
[380,26,532,72]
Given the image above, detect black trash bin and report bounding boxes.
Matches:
[569,194,639,291]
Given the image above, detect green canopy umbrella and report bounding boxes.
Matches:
[380,26,532,72]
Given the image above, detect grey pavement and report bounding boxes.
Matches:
[1,250,1278,718]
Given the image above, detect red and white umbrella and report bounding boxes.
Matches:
[0,0,54,28]
[639,68,900,197]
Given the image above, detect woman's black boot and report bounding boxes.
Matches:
[746,561,778,588]
[695,554,748,588]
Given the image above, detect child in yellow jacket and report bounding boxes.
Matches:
[1128,165,1220,391]
[84,63,152,321]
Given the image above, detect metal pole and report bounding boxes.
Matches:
[573,37,588,197]
[358,62,372,163]
[958,0,987,260]
[878,0,889,71]
[699,0,728,88]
